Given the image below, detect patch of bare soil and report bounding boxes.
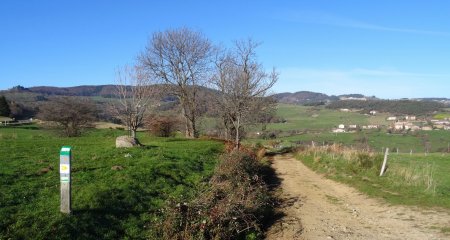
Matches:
[266,154,450,240]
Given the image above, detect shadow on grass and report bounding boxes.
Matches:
[163,138,189,142]
[54,187,150,240]
[141,144,159,149]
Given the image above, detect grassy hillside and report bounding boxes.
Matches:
[267,104,389,131]
[0,125,222,239]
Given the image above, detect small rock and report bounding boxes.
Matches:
[111,165,124,171]
[116,136,139,148]
[38,165,53,175]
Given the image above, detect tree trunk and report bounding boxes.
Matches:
[131,129,137,139]
[235,117,240,150]
[192,114,198,138]
[181,101,193,138]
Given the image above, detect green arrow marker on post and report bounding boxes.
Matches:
[60,146,71,214]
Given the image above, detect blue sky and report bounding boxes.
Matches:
[1,0,450,98]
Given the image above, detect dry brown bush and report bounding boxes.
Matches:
[158,151,271,240]
[145,114,181,137]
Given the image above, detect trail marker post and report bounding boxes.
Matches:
[60,146,71,214]
[379,148,389,176]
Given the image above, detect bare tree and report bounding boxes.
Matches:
[38,97,96,137]
[211,39,278,149]
[138,27,213,138]
[113,66,154,140]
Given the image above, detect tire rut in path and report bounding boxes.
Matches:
[265,154,450,240]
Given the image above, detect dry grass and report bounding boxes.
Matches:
[297,144,438,194]
[299,143,379,165]
[390,163,437,194]
[93,121,125,129]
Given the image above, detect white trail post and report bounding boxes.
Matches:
[60,146,71,214]
[380,148,389,176]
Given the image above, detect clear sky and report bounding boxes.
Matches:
[1,0,450,98]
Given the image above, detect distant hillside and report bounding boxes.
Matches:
[3,85,449,119]
[2,84,218,99]
[414,98,450,105]
[28,85,118,97]
[0,84,219,119]
[327,99,445,115]
[338,94,366,99]
[272,91,384,105]
[272,91,338,104]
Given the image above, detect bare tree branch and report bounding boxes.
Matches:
[112,65,155,140]
[211,39,279,148]
[138,27,213,138]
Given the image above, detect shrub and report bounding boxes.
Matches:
[158,151,271,239]
[37,97,96,137]
[146,114,180,137]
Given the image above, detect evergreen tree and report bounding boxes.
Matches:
[0,95,11,117]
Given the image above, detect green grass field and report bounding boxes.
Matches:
[296,148,450,209]
[434,113,450,120]
[267,104,390,131]
[0,125,223,239]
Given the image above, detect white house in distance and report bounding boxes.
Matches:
[339,96,367,101]
[362,125,378,129]
[338,124,345,129]
[422,126,433,131]
[394,122,413,130]
[332,128,346,133]
[369,110,377,115]
[348,124,358,129]
[387,116,397,121]
[405,115,416,121]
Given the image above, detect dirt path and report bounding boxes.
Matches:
[266,154,450,240]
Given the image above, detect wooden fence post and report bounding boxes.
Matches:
[380,148,389,176]
[60,146,71,214]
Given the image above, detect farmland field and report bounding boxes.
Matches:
[256,104,450,154]
[266,103,390,131]
[0,125,222,239]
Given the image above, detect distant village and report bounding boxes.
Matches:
[332,109,450,133]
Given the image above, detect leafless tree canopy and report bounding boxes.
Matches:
[38,96,97,137]
[211,39,279,148]
[113,66,154,139]
[138,27,213,138]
